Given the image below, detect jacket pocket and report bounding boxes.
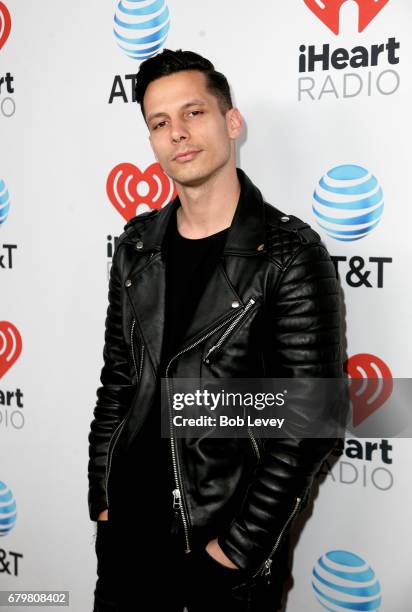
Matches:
[252,494,304,584]
[203,297,259,365]
[104,417,128,507]
[105,318,144,506]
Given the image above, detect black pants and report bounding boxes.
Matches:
[92,520,287,612]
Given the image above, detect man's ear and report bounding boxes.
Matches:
[226,108,243,140]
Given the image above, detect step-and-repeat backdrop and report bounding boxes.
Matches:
[1,1,411,610]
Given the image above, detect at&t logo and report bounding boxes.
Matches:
[113,0,170,61]
[311,164,392,288]
[0,178,18,270]
[0,480,23,576]
[312,164,383,242]
[312,550,382,610]
[0,178,10,226]
[0,480,17,536]
[110,0,171,104]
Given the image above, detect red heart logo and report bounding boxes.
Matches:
[344,353,393,427]
[0,321,22,379]
[303,0,390,34]
[106,162,176,222]
[0,2,11,50]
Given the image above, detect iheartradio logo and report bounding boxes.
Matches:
[106,162,176,222]
[0,2,11,50]
[303,0,390,35]
[345,353,393,427]
[0,321,22,379]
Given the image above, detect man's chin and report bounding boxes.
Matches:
[171,163,226,189]
[171,168,212,189]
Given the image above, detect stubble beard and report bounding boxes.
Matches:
[169,153,231,189]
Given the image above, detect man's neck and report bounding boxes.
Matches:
[175,164,240,239]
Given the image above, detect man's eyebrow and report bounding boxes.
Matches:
[181,100,207,109]
[147,100,207,123]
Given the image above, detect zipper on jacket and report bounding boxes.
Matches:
[252,496,302,583]
[105,318,144,508]
[164,303,256,554]
[171,488,182,536]
[203,298,256,364]
[248,428,261,463]
[130,318,144,384]
[202,296,261,463]
[104,418,128,508]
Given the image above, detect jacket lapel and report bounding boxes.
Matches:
[123,168,268,368]
[125,253,166,373]
[177,262,242,348]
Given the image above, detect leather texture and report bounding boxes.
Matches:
[88,168,343,576]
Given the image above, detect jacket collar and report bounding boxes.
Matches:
[134,168,267,255]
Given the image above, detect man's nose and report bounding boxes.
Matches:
[171,119,189,143]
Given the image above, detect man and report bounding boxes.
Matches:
[88,49,343,611]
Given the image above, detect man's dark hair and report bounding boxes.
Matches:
[135,49,233,120]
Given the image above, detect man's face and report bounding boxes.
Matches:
[143,70,241,187]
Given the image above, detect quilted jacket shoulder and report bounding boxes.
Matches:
[117,209,159,244]
[263,202,323,270]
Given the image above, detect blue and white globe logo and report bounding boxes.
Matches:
[312,550,382,611]
[312,164,384,241]
[0,179,10,226]
[0,480,17,536]
[113,0,170,61]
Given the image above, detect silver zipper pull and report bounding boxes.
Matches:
[263,559,272,577]
[171,489,182,537]
[172,488,181,510]
[204,346,217,363]
[263,558,273,584]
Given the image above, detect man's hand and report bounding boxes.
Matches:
[205,538,239,569]
[97,509,108,521]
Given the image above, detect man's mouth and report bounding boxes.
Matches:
[172,150,202,163]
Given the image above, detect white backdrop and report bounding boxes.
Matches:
[1,1,411,610]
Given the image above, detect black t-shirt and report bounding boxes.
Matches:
[161,207,229,368]
[134,207,229,530]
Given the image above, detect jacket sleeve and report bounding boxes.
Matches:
[87,245,135,521]
[218,242,343,572]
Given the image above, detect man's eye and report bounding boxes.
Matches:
[188,110,203,117]
[153,121,166,130]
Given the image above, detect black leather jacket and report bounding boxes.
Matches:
[88,168,342,578]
